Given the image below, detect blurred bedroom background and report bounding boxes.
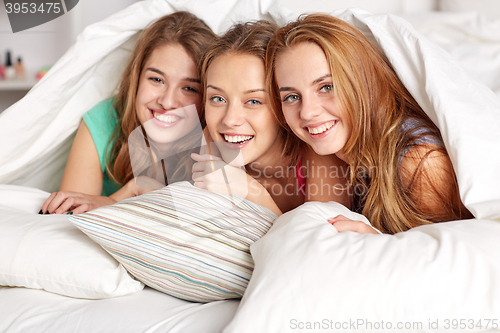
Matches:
[0,0,137,112]
[1,0,499,113]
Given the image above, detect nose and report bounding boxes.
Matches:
[157,86,182,111]
[299,93,322,121]
[221,102,245,128]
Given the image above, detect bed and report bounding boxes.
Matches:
[1,0,500,332]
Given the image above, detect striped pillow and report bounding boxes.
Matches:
[69,181,276,302]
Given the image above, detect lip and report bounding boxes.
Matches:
[219,132,254,150]
[149,109,184,128]
[304,120,337,140]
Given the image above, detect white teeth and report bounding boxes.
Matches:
[223,134,254,144]
[307,121,335,134]
[154,112,179,123]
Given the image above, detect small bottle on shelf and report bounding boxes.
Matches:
[15,57,25,80]
[4,51,16,80]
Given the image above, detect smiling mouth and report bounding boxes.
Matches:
[221,133,254,144]
[152,110,182,123]
[306,120,337,135]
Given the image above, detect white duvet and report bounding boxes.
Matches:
[1,0,500,332]
[400,11,500,97]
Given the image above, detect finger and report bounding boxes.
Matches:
[193,159,220,173]
[191,153,222,162]
[327,214,349,224]
[55,197,78,214]
[331,220,360,232]
[190,153,212,162]
[333,220,378,234]
[193,181,206,189]
[208,155,222,161]
[328,218,352,225]
[191,162,205,173]
[46,192,73,214]
[71,204,89,215]
[40,192,57,213]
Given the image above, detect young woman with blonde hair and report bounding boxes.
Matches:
[266,13,473,233]
[40,12,217,214]
[191,20,348,215]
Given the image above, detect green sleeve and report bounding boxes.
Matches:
[82,98,122,196]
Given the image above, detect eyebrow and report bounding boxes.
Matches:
[145,67,200,83]
[279,86,294,92]
[207,84,223,92]
[312,74,332,85]
[145,67,165,76]
[207,86,265,94]
[243,88,266,94]
[279,74,332,92]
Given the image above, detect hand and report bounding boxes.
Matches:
[191,153,250,198]
[129,176,165,195]
[40,191,117,215]
[328,215,379,234]
[108,176,165,203]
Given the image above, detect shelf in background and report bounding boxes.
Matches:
[0,77,39,91]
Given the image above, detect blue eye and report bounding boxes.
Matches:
[283,94,300,103]
[320,84,332,93]
[210,96,225,103]
[246,99,261,105]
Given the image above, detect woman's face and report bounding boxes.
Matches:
[135,44,202,148]
[205,53,281,167]
[275,42,351,161]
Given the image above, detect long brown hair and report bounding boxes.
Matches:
[107,11,217,186]
[266,14,470,233]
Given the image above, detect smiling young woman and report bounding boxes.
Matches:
[266,13,473,233]
[40,12,217,215]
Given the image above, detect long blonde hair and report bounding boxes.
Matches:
[266,14,470,233]
[107,12,217,186]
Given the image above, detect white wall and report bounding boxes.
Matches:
[0,0,139,113]
[69,0,140,41]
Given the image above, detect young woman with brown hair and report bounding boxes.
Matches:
[266,13,473,233]
[40,12,217,214]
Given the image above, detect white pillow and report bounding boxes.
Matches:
[224,202,500,333]
[70,181,277,303]
[0,207,143,299]
[439,0,500,21]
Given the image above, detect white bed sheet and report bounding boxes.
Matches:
[0,286,238,333]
